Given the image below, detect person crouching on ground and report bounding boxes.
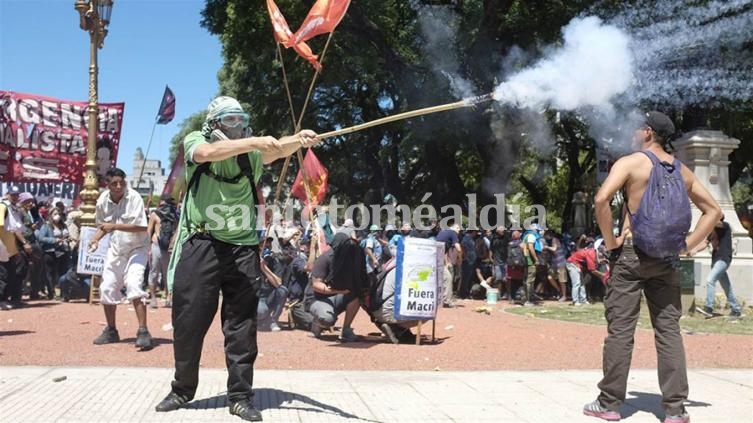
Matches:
[366,258,426,344]
[305,232,367,342]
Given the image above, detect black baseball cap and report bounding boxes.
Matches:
[644,111,676,140]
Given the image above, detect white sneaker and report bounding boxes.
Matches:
[270,322,281,332]
[0,301,12,310]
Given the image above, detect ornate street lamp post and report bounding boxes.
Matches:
[74,0,113,227]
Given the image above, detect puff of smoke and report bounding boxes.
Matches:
[416,5,476,99]
[493,16,634,111]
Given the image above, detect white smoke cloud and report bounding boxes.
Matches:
[493,16,634,111]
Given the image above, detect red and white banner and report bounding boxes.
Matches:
[0,91,124,185]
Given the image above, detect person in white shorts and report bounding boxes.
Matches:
[89,168,153,350]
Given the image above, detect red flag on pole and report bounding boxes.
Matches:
[266,0,322,70]
[291,149,328,205]
[289,0,351,46]
[156,85,175,124]
[162,143,185,198]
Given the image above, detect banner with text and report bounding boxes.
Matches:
[393,237,443,321]
[77,227,110,276]
[0,91,124,184]
[0,182,80,206]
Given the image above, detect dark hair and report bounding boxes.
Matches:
[106,167,126,179]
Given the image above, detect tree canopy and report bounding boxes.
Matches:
[167,0,753,231]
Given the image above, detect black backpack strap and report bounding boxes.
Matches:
[182,162,210,234]
[181,154,259,235]
[236,153,260,208]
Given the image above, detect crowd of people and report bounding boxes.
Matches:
[0,185,737,338]
[0,186,90,309]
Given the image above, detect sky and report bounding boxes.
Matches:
[0,0,224,177]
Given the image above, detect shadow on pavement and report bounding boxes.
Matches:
[9,301,59,309]
[623,391,712,420]
[186,388,380,422]
[0,330,35,336]
[119,337,173,349]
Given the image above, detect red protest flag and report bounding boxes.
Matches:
[156,85,175,124]
[266,0,321,70]
[290,0,351,46]
[291,149,328,205]
[162,143,185,199]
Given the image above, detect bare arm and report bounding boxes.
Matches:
[147,212,158,239]
[98,222,146,233]
[475,267,486,283]
[683,166,722,251]
[527,242,539,263]
[192,136,282,164]
[594,157,632,250]
[260,261,282,289]
[312,278,348,296]
[261,133,315,165]
[365,247,379,267]
[453,242,462,262]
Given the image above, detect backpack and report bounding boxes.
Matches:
[507,239,525,267]
[522,230,544,253]
[156,206,177,251]
[365,258,397,319]
[629,150,691,258]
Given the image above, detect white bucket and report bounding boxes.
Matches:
[486,288,499,304]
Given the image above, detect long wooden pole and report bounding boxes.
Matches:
[317,93,493,140]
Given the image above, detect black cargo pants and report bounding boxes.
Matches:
[170,232,262,403]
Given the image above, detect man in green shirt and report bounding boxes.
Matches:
[155,96,318,421]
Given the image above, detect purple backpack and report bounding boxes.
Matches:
[629,150,692,258]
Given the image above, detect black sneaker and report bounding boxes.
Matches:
[229,400,263,421]
[155,391,191,412]
[379,323,399,344]
[93,327,120,345]
[135,327,153,350]
[729,309,742,318]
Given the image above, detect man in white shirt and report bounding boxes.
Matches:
[88,168,153,349]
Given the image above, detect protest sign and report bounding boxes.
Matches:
[77,226,110,275]
[393,237,443,321]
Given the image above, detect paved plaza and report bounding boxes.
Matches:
[1,366,751,422]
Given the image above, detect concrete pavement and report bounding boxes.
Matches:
[1,367,751,422]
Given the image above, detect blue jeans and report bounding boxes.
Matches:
[567,262,587,304]
[257,285,289,329]
[705,260,740,313]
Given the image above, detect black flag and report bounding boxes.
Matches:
[156,85,175,124]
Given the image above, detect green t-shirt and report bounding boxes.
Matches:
[167,131,263,291]
[181,130,263,245]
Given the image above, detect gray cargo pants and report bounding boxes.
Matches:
[597,242,688,416]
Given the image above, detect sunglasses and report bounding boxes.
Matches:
[218,113,250,128]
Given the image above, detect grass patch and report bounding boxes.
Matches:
[505,302,753,335]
